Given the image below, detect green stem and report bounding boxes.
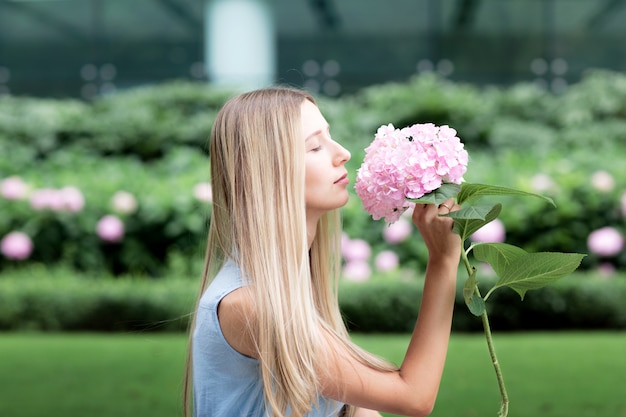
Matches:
[460,250,510,417]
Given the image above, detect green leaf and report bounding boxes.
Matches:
[409,183,461,206]
[453,204,502,241]
[487,252,586,300]
[457,183,555,207]
[472,242,527,277]
[463,267,485,316]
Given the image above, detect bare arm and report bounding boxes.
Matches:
[317,200,461,417]
[354,408,383,417]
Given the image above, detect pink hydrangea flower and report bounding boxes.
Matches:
[590,171,615,192]
[30,187,84,212]
[341,238,371,263]
[111,191,138,214]
[96,215,125,243]
[471,219,506,243]
[597,262,616,278]
[530,173,556,193]
[1,176,29,200]
[375,250,399,272]
[587,227,624,257]
[342,260,371,282]
[1,231,33,261]
[355,123,468,223]
[30,188,64,211]
[60,186,85,213]
[193,182,213,203]
[383,217,412,244]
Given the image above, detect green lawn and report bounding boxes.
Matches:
[0,332,625,417]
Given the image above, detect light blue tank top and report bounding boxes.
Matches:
[192,259,344,417]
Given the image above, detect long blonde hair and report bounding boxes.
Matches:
[184,87,395,417]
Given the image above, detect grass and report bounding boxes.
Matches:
[0,332,625,417]
[358,332,626,417]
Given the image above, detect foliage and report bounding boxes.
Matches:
[2,70,626,274]
[0,265,196,331]
[1,147,210,275]
[0,80,237,163]
[1,266,625,333]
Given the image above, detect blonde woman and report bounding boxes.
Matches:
[184,87,461,417]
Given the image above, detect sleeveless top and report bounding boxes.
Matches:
[192,259,344,417]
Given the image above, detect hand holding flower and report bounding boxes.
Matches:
[411,199,462,264]
[355,122,586,417]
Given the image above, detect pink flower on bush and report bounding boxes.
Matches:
[30,188,64,211]
[1,231,33,261]
[375,250,399,272]
[60,186,85,213]
[96,215,125,243]
[355,123,468,223]
[1,176,29,200]
[587,227,624,257]
[530,173,556,193]
[590,170,615,192]
[383,217,412,244]
[597,262,616,278]
[111,191,138,214]
[342,260,371,282]
[29,186,84,212]
[341,238,371,262]
[193,182,213,203]
[471,219,506,243]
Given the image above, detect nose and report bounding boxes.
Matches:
[333,141,351,166]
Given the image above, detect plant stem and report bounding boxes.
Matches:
[460,250,509,417]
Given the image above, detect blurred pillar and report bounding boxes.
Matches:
[204,0,276,90]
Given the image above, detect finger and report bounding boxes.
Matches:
[437,201,451,214]
[412,203,437,223]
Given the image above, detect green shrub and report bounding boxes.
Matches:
[352,73,495,149]
[0,96,89,162]
[70,81,233,160]
[2,71,626,274]
[1,266,624,333]
[0,81,238,164]
[343,272,626,333]
[0,147,211,275]
[0,266,197,331]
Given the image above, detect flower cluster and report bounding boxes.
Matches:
[340,233,401,282]
[355,123,469,223]
[1,232,33,261]
[1,174,216,263]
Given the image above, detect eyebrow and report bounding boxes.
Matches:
[304,125,330,142]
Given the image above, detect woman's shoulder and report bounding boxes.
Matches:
[212,261,257,359]
[218,286,258,358]
[200,259,245,307]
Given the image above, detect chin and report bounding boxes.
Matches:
[337,194,350,208]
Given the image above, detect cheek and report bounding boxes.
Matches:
[304,161,317,188]
[304,166,324,201]
[304,172,318,196]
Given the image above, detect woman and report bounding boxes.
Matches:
[184,87,461,417]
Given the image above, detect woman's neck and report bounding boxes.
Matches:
[306,216,319,248]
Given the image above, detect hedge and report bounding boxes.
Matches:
[340,274,626,333]
[2,70,626,275]
[1,266,624,333]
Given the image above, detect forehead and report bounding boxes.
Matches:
[300,100,327,137]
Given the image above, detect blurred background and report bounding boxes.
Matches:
[1,1,626,417]
[1,0,625,98]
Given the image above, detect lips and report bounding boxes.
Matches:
[334,173,348,184]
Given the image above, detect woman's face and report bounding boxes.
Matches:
[301,100,351,220]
